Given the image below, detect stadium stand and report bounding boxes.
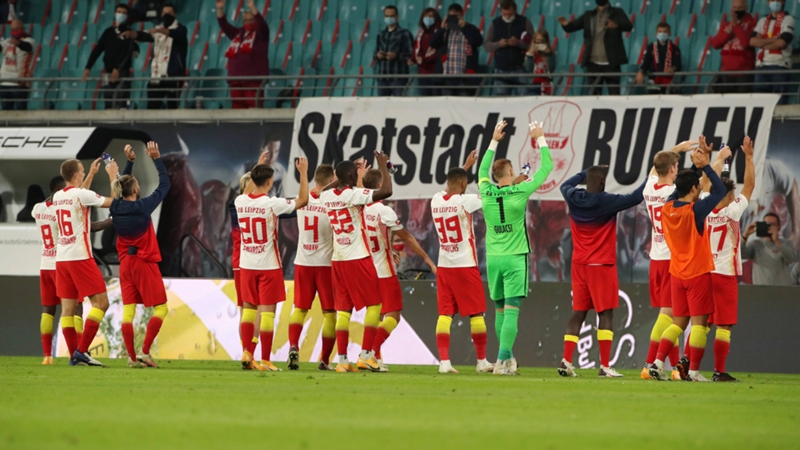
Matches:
[4,0,799,109]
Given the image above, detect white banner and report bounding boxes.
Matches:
[0,127,95,160]
[0,225,44,275]
[287,95,777,200]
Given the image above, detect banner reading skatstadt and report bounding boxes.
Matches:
[286,95,778,200]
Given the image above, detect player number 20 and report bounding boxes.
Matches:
[435,216,463,243]
[239,217,269,244]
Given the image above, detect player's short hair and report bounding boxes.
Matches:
[656,22,671,32]
[335,160,356,182]
[314,164,334,185]
[765,212,781,226]
[492,159,513,180]
[448,3,463,14]
[653,150,680,176]
[112,175,136,199]
[251,164,274,187]
[586,165,608,181]
[674,169,700,198]
[721,177,736,194]
[49,176,65,193]
[239,172,252,195]
[447,167,469,185]
[500,0,517,11]
[362,169,382,190]
[60,159,81,182]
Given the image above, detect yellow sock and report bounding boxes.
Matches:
[322,312,336,339]
[597,329,613,341]
[60,315,74,329]
[122,304,135,324]
[153,304,168,320]
[379,316,398,334]
[436,316,452,335]
[469,316,487,334]
[715,328,731,343]
[40,313,54,335]
[260,312,275,332]
[661,324,683,347]
[289,308,308,326]
[336,311,351,332]
[73,315,84,334]
[241,308,256,324]
[364,305,381,329]
[690,325,708,349]
[564,334,579,344]
[87,307,105,324]
[650,314,673,342]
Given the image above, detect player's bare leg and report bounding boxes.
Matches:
[712,324,737,382]
[257,304,280,371]
[650,316,690,380]
[287,307,309,370]
[559,310,588,377]
[71,292,109,367]
[40,305,57,365]
[335,310,358,372]
[597,309,622,378]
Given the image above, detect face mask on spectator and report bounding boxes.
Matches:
[423,16,435,27]
[385,17,397,26]
[115,13,127,23]
[656,32,669,43]
[535,43,547,51]
[502,14,515,23]
[244,22,258,32]
[162,14,175,27]
[769,1,783,12]
[11,30,24,39]
[735,9,746,18]
[595,0,609,6]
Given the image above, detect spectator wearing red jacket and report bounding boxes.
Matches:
[711,0,757,93]
[217,0,270,108]
[412,8,442,96]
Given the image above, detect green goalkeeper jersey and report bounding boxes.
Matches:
[479,140,553,256]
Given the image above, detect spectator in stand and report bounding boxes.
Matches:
[217,0,270,109]
[430,3,483,96]
[743,213,797,285]
[483,0,535,96]
[83,4,140,109]
[750,0,795,104]
[121,3,187,109]
[634,22,682,94]
[411,7,442,96]
[524,29,555,95]
[374,5,414,96]
[558,0,632,95]
[711,0,757,93]
[0,19,34,110]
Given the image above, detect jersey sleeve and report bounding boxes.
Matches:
[271,198,297,216]
[350,188,375,206]
[378,205,403,231]
[726,194,749,220]
[31,203,40,220]
[78,189,106,207]
[461,194,483,213]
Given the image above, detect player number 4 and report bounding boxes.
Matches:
[304,216,319,243]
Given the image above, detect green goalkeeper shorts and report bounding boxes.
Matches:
[486,254,529,301]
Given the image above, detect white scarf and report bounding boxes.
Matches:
[151,21,179,79]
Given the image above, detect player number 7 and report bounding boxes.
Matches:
[707,224,728,252]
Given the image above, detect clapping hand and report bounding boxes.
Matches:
[124,144,135,162]
[145,141,161,159]
[493,121,508,141]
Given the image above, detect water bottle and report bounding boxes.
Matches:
[102,153,119,178]
[520,163,531,177]
[720,142,731,178]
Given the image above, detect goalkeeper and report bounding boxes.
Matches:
[479,120,553,375]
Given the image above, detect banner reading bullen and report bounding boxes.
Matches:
[286,95,777,199]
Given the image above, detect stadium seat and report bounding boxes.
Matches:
[261,68,286,107]
[542,0,571,20]
[55,68,89,110]
[83,22,99,46]
[462,0,482,26]
[293,20,312,45]
[366,2,385,26]
[309,0,338,21]
[361,38,376,69]
[197,1,220,25]
[338,0,366,24]
[569,36,585,66]
[16,0,51,25]
[61,44,81,70]
[78,42,95,69]
[68,22,86,45]
[272,19,292,45]
[258,0,279,18]
[321,16,340,44]
[610,0,633,12]
[28,68,61,110]
[196,68,231,109]
[272,40,290,70]
[521,0,540,19]
[571,0,595,16]
[287,0,312,22]
[95,0,117,25]
[189,41,210,72]
[45,0,63,24]
[64,0,87,24]
[205,43,221,70]
[42,23,58,47]
[397,0,424,25]
[50,43,67,70]
[35,43,53,70]
[28,24,43,45]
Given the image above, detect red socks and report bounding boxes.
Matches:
[336,330,349,356]
[288,323,303,348]
[598,339,612,367]
[373,327,390,361]
[41,333,53,357]
[436,333,450,361]
[563,339,577,364]
[669,345,680,366]
[260,331,273,362]
[362,326,377,353]
[79,319,100,353]
[646,341,659,365]
[714,339,730,373]
[62,326,77,356]
[684,333,691,358]
[472,332,487,360]
[240,321,255,353]
[655,337,676,363]
[142,317,163,355]
[122,322,136,359]
[689,346,705,371]
[321,336,335,365]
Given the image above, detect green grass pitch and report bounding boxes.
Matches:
[1,357,799,450]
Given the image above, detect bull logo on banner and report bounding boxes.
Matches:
[574,289,636,369]
[518,101,582,194]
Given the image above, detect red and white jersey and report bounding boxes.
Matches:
[234,193,295,270]
[430,191,482,268]
[53,187,106,262]
[706,194,748,276]
[294,191,333,267]
[319,186,374,262]
[364,202,404,278]
[31,201,58,270]
[643,176,676,261]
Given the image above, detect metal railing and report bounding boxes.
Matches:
[1,69,798,110]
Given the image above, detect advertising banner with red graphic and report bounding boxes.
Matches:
[286,95,777,200]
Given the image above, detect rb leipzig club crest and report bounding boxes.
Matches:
[518,101,582,193]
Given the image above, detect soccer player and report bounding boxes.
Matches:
[431,151,495,374]
[704,137,755,382]
[235,159,309,371]
[558,166,647,378]
[53,158,115,366]
[648,147,726,382]
[641,141,697,380]
[287,164,336,371]
[108,143,171,368]
[319,151,393,373]
[361,168,437,372]
[231,172,262,356]
[479,121,553,375]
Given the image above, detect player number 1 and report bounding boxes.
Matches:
[496,197,506,224]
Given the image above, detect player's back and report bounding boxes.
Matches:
[643,177,675,261]
[319,186,373,262]
[364,201,404,277]
[110,198,161,263]
[431,192,481,268]
[32,201,58,270]
[564,191,619,266]
[706,194,749,276]
[234,193,295,270]
[52,187,105,262]
[480,183,532,256]
[662,201,715,279]
[295,191,333,267]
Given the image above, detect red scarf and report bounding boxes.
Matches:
[532,53,552,95]
[758,12,785,60]
[225,30,256,59]
[652,41,674,85]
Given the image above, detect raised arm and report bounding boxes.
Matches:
[606,175,647,212]
[693,164,727,220]
[522,122,554,195]
[355,158,370,188]
[394,228,437,274]
[372,151,394,201]
[139,142,172,215]
[479,121,506,186]
[559,171,587,201]
[294,158,310,210]
[81,157,102,189]
[122,144,136,176]
[462,149,479,171]
[740,136,755,201]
